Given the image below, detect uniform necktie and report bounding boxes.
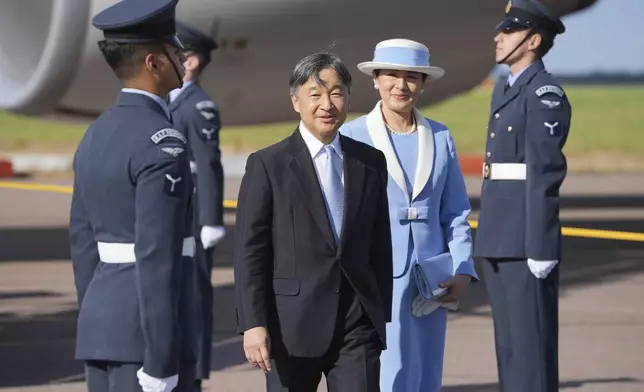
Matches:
[321,145,344,244]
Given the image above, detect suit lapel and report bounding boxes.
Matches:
[288,130,337,251]
[491,80,522,114]
[365,102,436,201]
[365,102,410,202]
[338,136,365,252]
[490,81,505,114]
[492,61,544,114]
[411,108,435,200]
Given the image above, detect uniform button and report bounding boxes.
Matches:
[486,152,491,158]
[507,126,513,132]
[335,288,340,294]
[490,132,496,139]
[494,113,500,119]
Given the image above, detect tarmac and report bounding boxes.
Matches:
[1,173,644,391]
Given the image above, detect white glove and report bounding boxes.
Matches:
[136,368,178,392]
[411,294,458,317]
[527,258,558,279]
[201,225,226,249]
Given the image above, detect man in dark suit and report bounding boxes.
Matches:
[234,52,393,392]
[474,1,572,391]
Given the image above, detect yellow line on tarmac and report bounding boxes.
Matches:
[562,226,644,242]
[223,200,238,209]
[0,181,240,208]
[2,181,644,242]
[0,181,74,194]
[470,218,644,242]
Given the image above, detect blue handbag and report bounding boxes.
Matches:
[413,252,454,300]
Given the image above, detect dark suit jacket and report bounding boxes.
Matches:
[234,128,393,358]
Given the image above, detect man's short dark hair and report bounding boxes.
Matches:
[289,52,352,95]
[98,40,166,81]
[531,30,555,58]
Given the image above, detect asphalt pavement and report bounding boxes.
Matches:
[1,174,643,391]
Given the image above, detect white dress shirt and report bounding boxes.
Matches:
[298,122,344,186]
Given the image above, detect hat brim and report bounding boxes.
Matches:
[357,62,445,81]
[495,19,531,33]
[167,34,184,50]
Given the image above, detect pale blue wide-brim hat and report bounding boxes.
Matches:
[357,38,445,81]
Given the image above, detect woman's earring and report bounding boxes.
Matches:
[374,84,379,89]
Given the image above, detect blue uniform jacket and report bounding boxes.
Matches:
[170,82,224,227]
[69,92,197,378]
[474,60,572,260]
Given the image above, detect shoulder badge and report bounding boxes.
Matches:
[195,100,217,110]
[535,85,564,98]
[541,99,561,109]
[164,173,183,196]
[544,121,561,136]
[202,128,215,140]
[195,100,218,121]
[200,111,216,120]
[161,147,185,157]
[151,128,187,144]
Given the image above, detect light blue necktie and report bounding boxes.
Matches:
[321,145,344,244]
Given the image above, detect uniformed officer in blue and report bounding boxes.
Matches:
[168,20,223,392]
[69,1,198,391]
[473,0,571,391]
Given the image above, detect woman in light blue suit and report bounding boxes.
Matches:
[340,39,478,392]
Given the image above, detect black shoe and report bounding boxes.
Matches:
[193,379,202,392]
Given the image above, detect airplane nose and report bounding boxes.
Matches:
[0,0,90,114]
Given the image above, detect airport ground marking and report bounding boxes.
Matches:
[2,181,644,242]
[0,181,75,194]
[0,181,238,209]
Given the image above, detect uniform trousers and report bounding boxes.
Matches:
[193,234,215,381]
[482,258,559,392]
